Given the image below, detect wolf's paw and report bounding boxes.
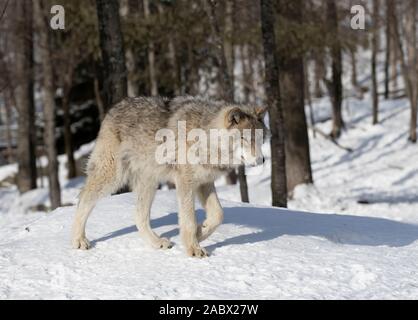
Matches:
[72,237,91,250]
[186,246,208,258]
[155,237,173,250]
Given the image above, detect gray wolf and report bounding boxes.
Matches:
[72,96,267,257]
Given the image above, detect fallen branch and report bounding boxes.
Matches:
[312,127,353,152]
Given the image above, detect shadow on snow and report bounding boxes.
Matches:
[91,205,418,252]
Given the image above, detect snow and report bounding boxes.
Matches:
[0,163,17,183]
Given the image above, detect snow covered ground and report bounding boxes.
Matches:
[0,92,417,299]
[2,190,418,299]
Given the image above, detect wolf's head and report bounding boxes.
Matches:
[214,105,268,168]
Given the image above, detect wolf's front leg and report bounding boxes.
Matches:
[196,183,224,242]
[176,179,208,258]
[134,180,173,250]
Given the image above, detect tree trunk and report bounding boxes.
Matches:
[411,93,418,143]
[96,0,127,109]
[34,0,61,209]
[389,0,398,97]
[125,49,138,97]
[0,48,17,164]
[185,41,199,95]
[203,0,234,101]
[143,0,158,96]
[326,0,344,139]
[371,0,379,125]
[278,0,313,194]
[13,0,37,193]
[383,0,392,99]
[247,45,257,103]
[94,75,105,121]
[391,0,417,142]
[167,10,180,96]
[62,83,76,179]
[159,3,180,96]
[224,0,234,91]
[260,0,287,208]
[304,60,316,138]
[238,45,251,203]
[120,0,138,97]
[225,0,248,198]
[240,45,252,102]
[203,0,239,187]
[313,50,325,98]
[168,37,180,96]
[350,46,358,90]
[238,166,249,203]
[3,89,15,163]
[406,0,417,142]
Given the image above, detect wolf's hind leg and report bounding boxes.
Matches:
[134,179,173,249]
[196,183,224,242]
[72,173,120,249]
[72,180,99,250]
[72,127,122,250]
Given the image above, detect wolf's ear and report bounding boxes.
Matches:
[255,106,268,120]
[226,108,244,127]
